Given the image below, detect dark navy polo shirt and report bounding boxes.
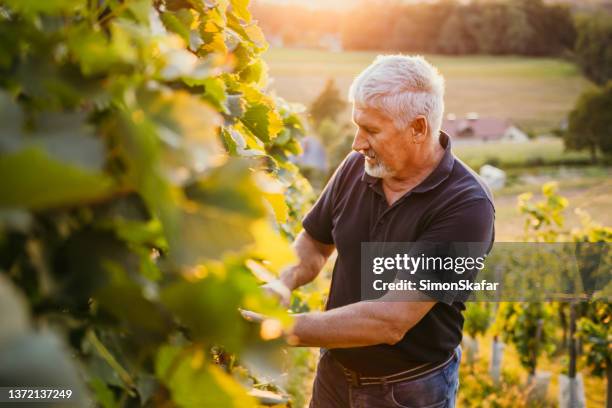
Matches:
[302,131,495,376]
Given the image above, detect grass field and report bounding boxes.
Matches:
[452,137,594,169]
[263,48,591,133]
[452,139,612,240]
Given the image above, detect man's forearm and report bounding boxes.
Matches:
[279,264,318,292]
[279,230,334,291]
[288,300,435,349]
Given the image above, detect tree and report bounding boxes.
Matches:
[565,82,612,163]
[436,7,479,55]
[493,184,563,377]
[517,0,576,56]
[473,3,512,55]
[0,0,310,406]
[389,2,452,53]
[463,302,492,367]
[309,79,347,125]
[495,302,556,377]
[464,303,492,340]
[503,4,535,55]
[316,118,354,180]
[517,183,612,406]
[575,15,612,86]
[577,300,612,408]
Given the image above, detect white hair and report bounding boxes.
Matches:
[348,55,445,138]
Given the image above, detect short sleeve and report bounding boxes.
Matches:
[400,198,495,304]
[302,155,352,245]
[419,198,495,244]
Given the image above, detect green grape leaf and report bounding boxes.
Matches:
[125,0,151,23]
[2,0,80,16]
[202,32,228,55]
[243,24,267,49]
[229,0,251,23]
[0,148,114,210]
[137,90,224,181]
[182,77,227,113]
[185,160,266,218]
[156,345,255,407]
[160,276,250,349]
[247,219,296,274]
[241,103,283,143]
[95,283,173,342]
[89,378,119,408]
[68,24,137,76]
[160,12,191,44]
[227,124,267,157]
[263,193,289,224]
[239,59,267,87]
[173,207,256,265]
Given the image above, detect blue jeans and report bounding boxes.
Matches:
[309,346,462,408]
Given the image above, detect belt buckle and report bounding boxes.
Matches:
[351,371,361,387]
[345,368,361,387]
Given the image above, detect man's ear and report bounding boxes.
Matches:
[410,116,428,144]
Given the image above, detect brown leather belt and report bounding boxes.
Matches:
[340,350,457,387]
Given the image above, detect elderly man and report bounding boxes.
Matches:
[268,55,494,407]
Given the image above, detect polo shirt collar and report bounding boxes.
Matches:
[361,131,455,194]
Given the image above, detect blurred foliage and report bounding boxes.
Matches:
[308,78,346,126]
[517,182,570,242]
[517,181,612,244]
[494,182,611,393]
[0,0,315,406]
[565,81,612,164]
[494,302,557,375]
[458,353,537,408]
[577,300,611,378]
[311,119,353,187]
[464,302,492,339]
[575,15,612,86]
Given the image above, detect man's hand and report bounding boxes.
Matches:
[259,231,334,308]
[239,308,268,323]
[239,308,296,343]
[261,279,292,308]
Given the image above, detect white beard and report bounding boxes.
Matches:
[364,158,392,178]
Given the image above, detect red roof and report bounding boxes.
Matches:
[442,117,511,141]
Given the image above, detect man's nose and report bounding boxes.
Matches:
[352,130,368,152]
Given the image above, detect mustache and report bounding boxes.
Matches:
[363,149,376,159]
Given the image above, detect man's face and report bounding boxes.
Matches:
[351,106,414,178]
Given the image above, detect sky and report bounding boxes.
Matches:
[254,0,494,10]
[253,0,444,10]
[254,0,612,10]
[254,0,356,10]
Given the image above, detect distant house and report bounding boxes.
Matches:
[266,34,284,48]
[319,34,343,52]
[442,113,529,144]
